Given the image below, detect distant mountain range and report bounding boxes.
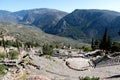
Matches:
[52,9,120,40]
[0,8,120,41]
[0,8,68,32]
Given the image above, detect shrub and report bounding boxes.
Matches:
[0,64,8,76]
[83,46,93,52]
[111,42,120,52]
[5,40,13,46]
[0,52,6,59]
[8,50,19,60]
[79,76,100,80]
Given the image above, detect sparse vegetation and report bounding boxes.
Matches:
[8,50,19,60]
[83,46,93,52]
[79,76,100,80]
[0,52,6,60]
[0,22,80,47]
[25,41,39,49]
[111,42,120,52]
[0,64,8,77]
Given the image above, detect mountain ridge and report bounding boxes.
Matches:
[0,8,120,41]
[52,9,120,40]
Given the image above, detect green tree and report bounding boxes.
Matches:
[118,30,120,36]
[91,38,94,50]
[43,44,54,56]
[0,40,2,46]
[5,40,13,46]
[94,39,101,49]
[100,28,108,50]
[2,36,6,51]
[106,36,112,50]
[12,42,17,47]
[16,39,20,53]
[111,42,120,52]
[25,42,32,50]
[0,29,7,52]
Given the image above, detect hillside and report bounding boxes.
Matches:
[0,22,82,46]
[52,9,120,40]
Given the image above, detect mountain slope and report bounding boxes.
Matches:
[1,9,120,41]
[52,9,120,40]
[0,22,82,46]
[0,10,17,23]
[12,8,68,33]
[0,8,68,33]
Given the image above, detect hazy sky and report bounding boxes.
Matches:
[1,0,120,12]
